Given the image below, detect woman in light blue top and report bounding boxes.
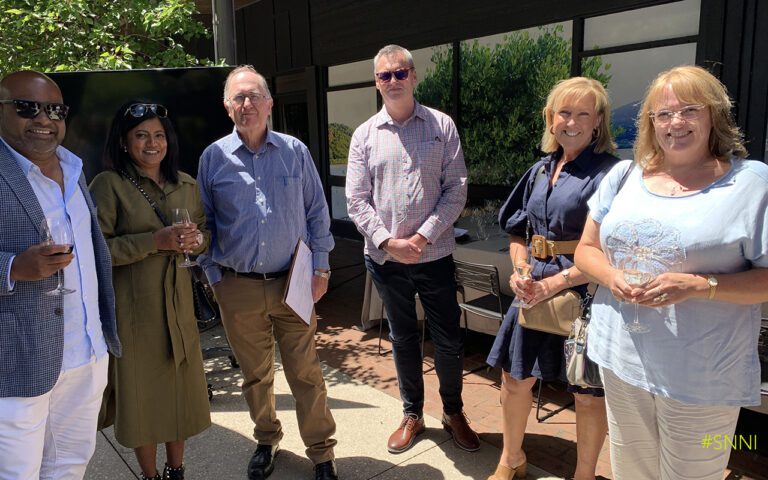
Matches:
[575,65,768,480]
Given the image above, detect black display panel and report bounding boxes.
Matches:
[49,67,234,181]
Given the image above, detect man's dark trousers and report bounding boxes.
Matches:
[365,254,464,416]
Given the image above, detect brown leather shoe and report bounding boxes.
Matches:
[387,414,426,453]
[442,411,480,452]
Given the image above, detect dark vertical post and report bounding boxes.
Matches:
[212,0,237,64]
[571,17,584,77]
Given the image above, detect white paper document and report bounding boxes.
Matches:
[282,239,314,325]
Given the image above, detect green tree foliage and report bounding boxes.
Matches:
[416,26,611,185]
[0,0,212,74]
[328,122,354,165]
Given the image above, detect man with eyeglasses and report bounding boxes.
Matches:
[197,66,338,480]
[0,70,121,478]
[345,45,480,454]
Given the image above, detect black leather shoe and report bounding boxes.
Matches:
[314,460,339,480]
[248,444,280,480]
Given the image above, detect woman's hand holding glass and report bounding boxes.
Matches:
[617,257,665,333]
[171,208,199,267]
[634,272,707,307]
[152,222,202,256]
[509,259,534,308]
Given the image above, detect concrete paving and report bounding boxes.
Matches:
[84,326,562,479]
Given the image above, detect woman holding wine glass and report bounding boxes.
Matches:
[90,100,211,480]
[485,77,619,480]
[575,65,768,479]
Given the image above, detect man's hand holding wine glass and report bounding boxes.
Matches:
[9,243,73,282]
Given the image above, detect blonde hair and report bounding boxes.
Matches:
[634,65,747,171]
[541,76,616,155]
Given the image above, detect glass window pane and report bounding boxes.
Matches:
[331,186,348,220]
[585,0,700,50]
[327,86,378,174]
[584,43,697,158]
[409,43,455,115]
[452,23,571,185]
[329,59,373,87]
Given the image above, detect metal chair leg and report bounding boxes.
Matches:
[535,379,575,423]
[378,318,387,356]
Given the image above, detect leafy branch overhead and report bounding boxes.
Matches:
[0,0,214,73]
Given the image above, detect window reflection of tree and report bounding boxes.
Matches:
[416,26,611,186]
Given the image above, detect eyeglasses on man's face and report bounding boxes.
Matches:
[650,105,706,127]
[228,92,268,106]
[124,103,168,119]
[0,99,70,121]
[374,68,413,83]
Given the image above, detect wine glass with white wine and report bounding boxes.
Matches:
[510,258,533,308]
[40,217,76,296]
[619,255,660,333]
[172,208,198,267]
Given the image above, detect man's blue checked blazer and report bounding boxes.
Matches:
[0,141,121,398]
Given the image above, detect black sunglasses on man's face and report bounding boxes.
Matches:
[374,68,412,82]
[0,99,70,121]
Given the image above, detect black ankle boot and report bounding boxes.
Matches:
[140,473,161,480]
[162,463,185,480]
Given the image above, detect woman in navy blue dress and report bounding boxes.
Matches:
[486,77,618,480]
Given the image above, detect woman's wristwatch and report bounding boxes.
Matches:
[706,275,718,300]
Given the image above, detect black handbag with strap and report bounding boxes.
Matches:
[117,169,218,327]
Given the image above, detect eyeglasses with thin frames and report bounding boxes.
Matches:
[124,103,168,118]
[228,92,268,106]
[374,68,413,83]
[650,105,706,127]
[0,99,70,121]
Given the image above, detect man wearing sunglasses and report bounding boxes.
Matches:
[197,66,338,480]
[346,45,479,455]
[0,70,121,479]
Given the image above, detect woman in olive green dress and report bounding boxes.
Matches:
[90,101,211,480]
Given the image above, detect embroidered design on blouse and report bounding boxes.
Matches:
[605,218,686,271]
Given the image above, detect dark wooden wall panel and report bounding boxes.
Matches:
[697,0,768,160]
[309,0,677,66]
[239,1,277,73]
[275,11,293,71]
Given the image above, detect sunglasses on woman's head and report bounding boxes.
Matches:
[0,99,70,121]
[374,68,412,82]
[123,103,168,118]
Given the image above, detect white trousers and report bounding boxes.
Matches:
[0,354,108,480]
[601,367,740,480]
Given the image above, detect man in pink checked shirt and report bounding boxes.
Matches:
[345,44,479,455]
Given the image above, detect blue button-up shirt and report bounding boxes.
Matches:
[197,129,334,284]
[3,137,107,370]
[499,145,618,285]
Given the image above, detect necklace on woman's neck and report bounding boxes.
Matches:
[665,158,720,196]
[669,182,692,196]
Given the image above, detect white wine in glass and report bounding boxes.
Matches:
[172,208,197,267]
[510,259,533,308]
[514,260,533,281]
[41,217,76,296]
[620,257,656,334]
